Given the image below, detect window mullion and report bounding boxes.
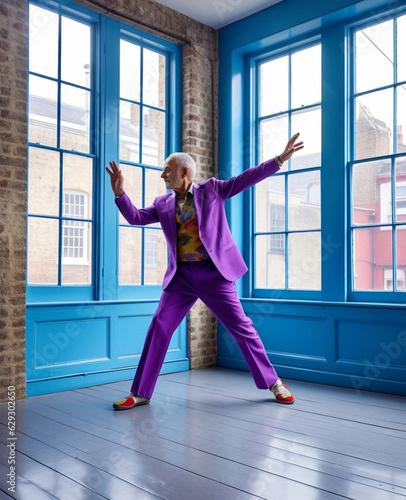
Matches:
[392,157,397,290]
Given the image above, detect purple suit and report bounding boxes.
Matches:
[116,158,280,398]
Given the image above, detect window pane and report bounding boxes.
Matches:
[119,165,142,225]
[62,221,92,285]
[396,227,406,291]
[143,49,166,109]
[145,168,166,205]
[260,56,289,116]
[27,217,59,285]
[145,168,165,228]
[352,159,391,225]
[396,159,406,223]
[144,229,167,285]
[288,232,321,290]
[60,84,90,153]
[119,227,141,285]
[29,4,59,78]
[288,171,321,231]
[28,147,60,216]
[398,15,406,83]
[62,154,93,219]
[396,86,406,154]
[353,226,392,291]
[355,90,393,160]
[291,45,321,108]
[291,107,321,170]
[255,235,285,289]
[355,20,393,93]
[142,108,165,167]
[61,17,91,87]
[120,40,141,102]
[255,175,284,233]
[29,75,57,147]
[259,114,288,167]
[120,101,140,162]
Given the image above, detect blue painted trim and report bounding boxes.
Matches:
[101,16,120,302]
[320,22,348,302]
[117,285,163,300]
[27,286,94,303]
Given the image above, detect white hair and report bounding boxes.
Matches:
[166,152,197,181]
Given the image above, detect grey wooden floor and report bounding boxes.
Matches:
[1,367,406,500]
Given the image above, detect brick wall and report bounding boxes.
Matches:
[0,0,28,401]
[0,0,218,401]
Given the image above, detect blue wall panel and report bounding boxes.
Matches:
[336,318,406,368]
[34,318,109,368]
[117,315,152,359]
[254,315,328,359]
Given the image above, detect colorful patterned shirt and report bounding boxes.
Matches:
[176,190,209,262]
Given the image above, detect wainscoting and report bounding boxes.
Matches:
[26,300,188,396]
[218,299,406,397]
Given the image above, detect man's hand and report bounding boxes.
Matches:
[279,133,304,163]
[106,160,125,197]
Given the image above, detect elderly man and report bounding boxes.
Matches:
[106,133,303,409]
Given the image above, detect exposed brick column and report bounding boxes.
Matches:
[0,0,27,400]
[182,42,218,369]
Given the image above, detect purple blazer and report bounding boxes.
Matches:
[116,158,280,289]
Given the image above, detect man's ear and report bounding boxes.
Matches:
[181,167,189,178]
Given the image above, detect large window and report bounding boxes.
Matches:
[27,4,94,289]
[27,1,180,302]
[350,14,406,295]
[253,43,322,292]
[118,38,168,287]
[249,5,406,303]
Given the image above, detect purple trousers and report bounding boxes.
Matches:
[131,259,279,398]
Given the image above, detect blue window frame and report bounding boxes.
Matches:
[27,0,181,303]
[117,35,169,292]
[252,41,322,298]
[348,10,406,303]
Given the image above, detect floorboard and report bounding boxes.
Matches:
[1,367,405,499]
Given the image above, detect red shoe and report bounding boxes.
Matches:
[113,395,150,410]
[270,378,295,404]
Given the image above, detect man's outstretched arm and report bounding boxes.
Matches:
[217,133,304,200]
